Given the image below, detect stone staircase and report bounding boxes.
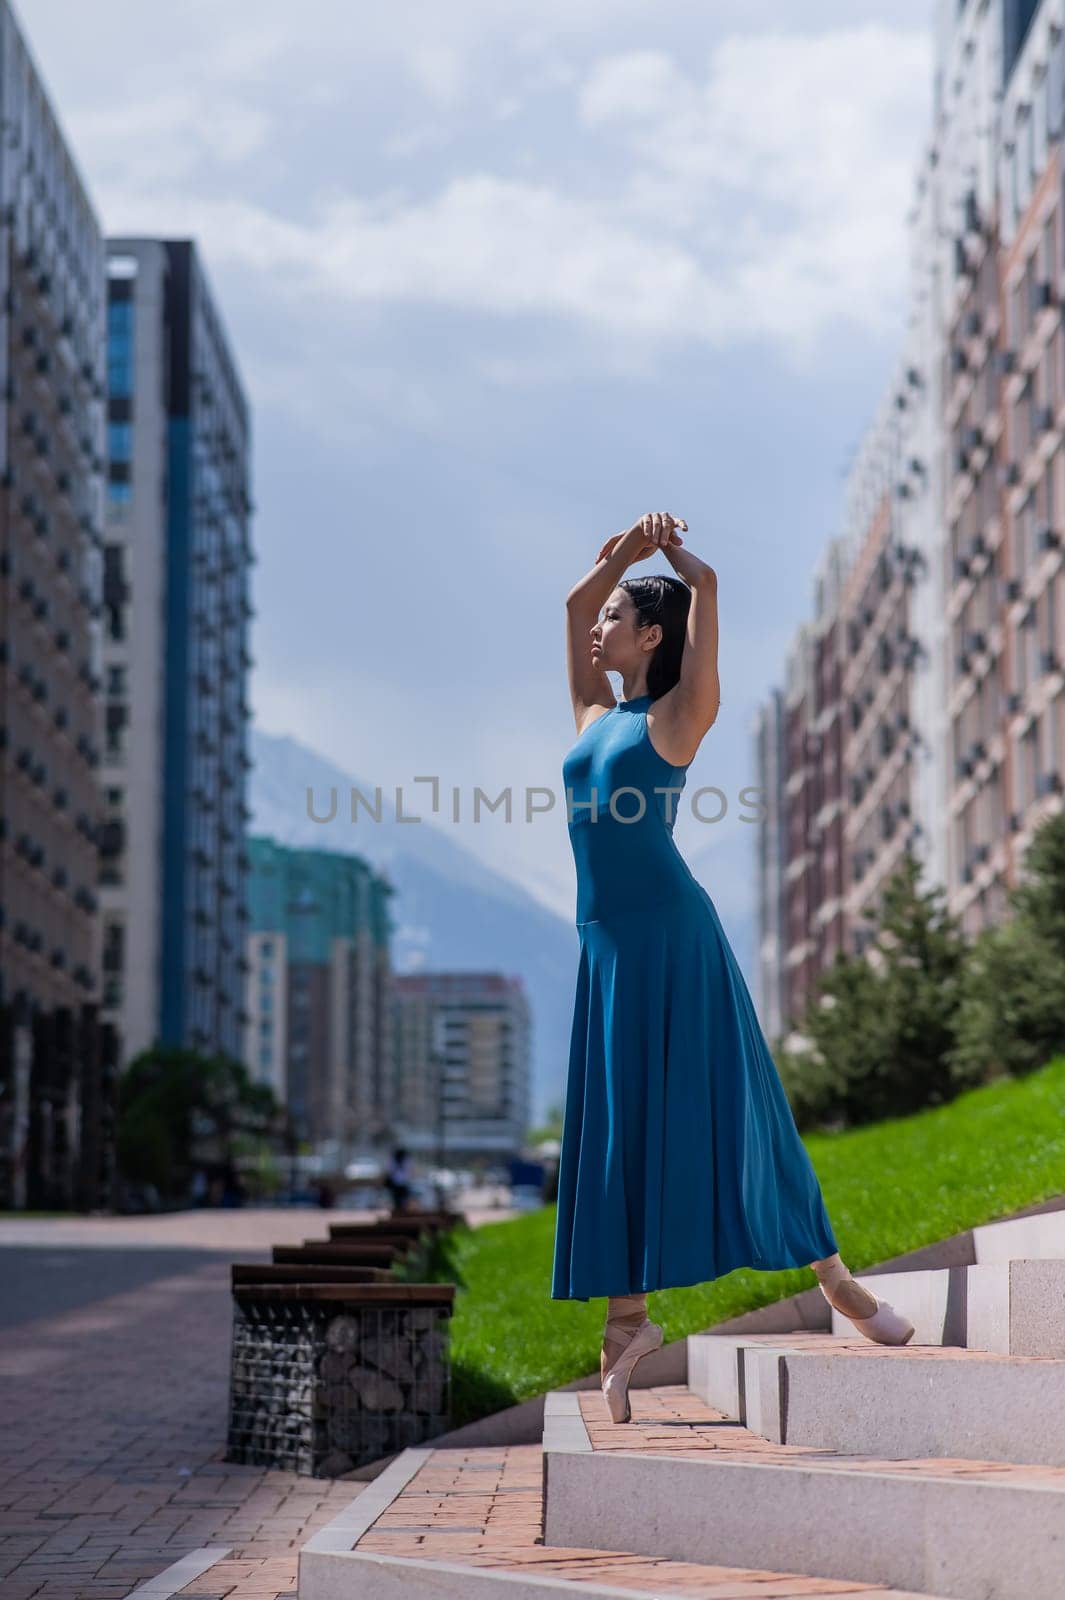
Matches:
[296,1203,1065,1599]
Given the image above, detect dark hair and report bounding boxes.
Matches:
[618,574,692,699]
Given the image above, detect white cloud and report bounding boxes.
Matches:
[55,14,933,369]
[72,90,270,188]
[578,27,933,353]
[406,43,467,106]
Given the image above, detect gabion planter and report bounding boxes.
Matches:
[225,1284,455,1477]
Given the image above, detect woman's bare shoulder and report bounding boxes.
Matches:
[646,686,710,767]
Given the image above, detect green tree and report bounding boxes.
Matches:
[116,1046,283,1205]
[948,915,1065,1084]
[946,810,1065,1085]
[1009,808,1065,961]
[778,845,972,1130]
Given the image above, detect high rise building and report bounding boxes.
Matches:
[753,687,787,1039]
[245,837,396,1157]
[99,239,254,1065]
[392,971,531,1167]
[759,0,1065,1029]
[0,0,115,1209]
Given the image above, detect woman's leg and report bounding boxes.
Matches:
[601,1291,649,1381]
[811,1252,879,1318]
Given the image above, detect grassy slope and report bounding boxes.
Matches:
[427,1057,1065,1425]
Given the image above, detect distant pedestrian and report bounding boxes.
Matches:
[385,1146,412,1214]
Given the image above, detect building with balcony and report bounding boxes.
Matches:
[0,0,116,1210]
[98,238,254,1066]
[245,837,397,1158]
[995,9,1065,898]
[391,971,531,1168]
[757,0,1062,1030]
[753,686,788,1040]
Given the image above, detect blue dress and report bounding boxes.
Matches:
[551,693,839,1301]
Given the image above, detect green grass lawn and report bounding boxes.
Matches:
[419,1056,1065,1426]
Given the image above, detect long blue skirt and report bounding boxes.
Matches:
[550,882,839,1301]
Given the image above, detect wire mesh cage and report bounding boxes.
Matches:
[226,1290,452,1476]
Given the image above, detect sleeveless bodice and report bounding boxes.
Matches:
[562,694,696,924]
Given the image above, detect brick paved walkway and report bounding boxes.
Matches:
[0,1207,506,1600]
[0,1251,364,1599]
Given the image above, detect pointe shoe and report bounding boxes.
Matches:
[601,1317,663,1423]
[845,1298,916,1345]
[817,1267,915,1346]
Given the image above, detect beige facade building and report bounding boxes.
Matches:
[759,0,1065,1031]
[0,2,115,1210]
[392,971,531,1168]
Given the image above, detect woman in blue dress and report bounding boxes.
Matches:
[552,511,914,1423]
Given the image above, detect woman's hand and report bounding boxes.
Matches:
[596,511,686,566]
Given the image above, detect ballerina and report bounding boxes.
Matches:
[553,511,914,1424]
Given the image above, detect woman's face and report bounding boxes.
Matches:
[590,588,650,671]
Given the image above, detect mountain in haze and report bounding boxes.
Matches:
[249,725,580,1123]
[248,726,761,1125]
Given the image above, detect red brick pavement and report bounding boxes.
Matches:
[0,1253,364,1600]
[0,1204,513,1599]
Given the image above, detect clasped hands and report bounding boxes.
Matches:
[596,511,687,566]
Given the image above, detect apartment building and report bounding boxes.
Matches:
[391,971,531,1168]
[839,366,928,958]
[99,238,254,1065]
[991,7,1065,900]
[0,2,117,1210]
[759,0,1065,1029]
[245,837,396,1159]
[753,686,787,1038]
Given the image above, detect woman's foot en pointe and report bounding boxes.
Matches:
[813,1253,915,1345]
[600,1308,663,1423]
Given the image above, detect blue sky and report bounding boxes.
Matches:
[25,0,935,930]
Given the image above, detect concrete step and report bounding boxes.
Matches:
[690,1330,1065,1465]
[541,1384,1065,1600]
[972,1205,1065,1262]
[297,1437,945,1599]
[819,1257,1065,1353]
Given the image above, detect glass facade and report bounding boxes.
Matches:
[106,298,133,396]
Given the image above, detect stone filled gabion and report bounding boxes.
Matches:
[225,1297,451,1476]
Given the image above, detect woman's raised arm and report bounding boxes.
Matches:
[565,512,685,732]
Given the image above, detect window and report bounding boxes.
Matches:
[103,544,127,641]
[1034,71,1049,176]
[102,922,124,973]
[105,702,128,761]
[108,420,132,462]
[107,296,134,398]
[1047,457,1057,531]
